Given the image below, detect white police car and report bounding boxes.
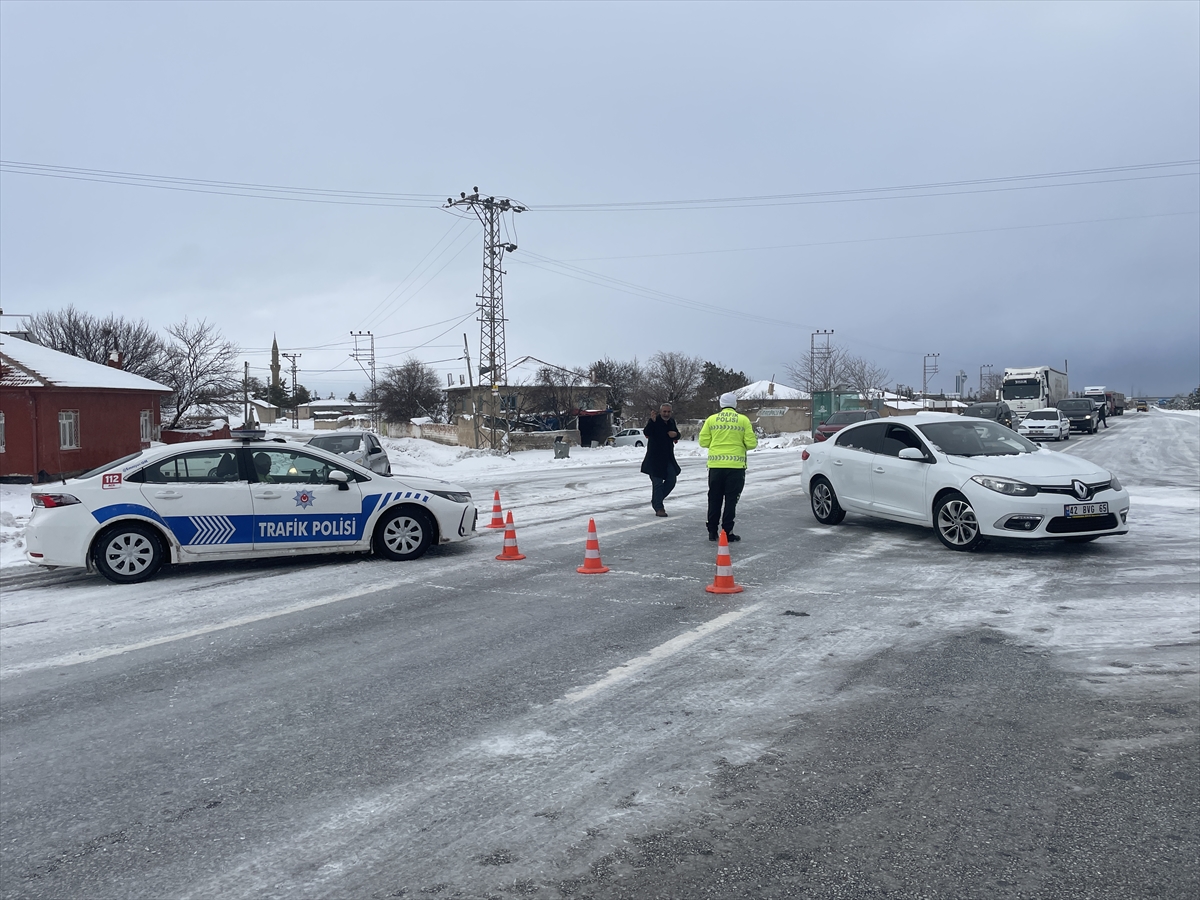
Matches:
[24,430,476,583]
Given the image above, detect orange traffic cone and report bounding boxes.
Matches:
[484,490,506,529]
[705,530,744,594]
[576,518,610,574]
[495,511,526,561]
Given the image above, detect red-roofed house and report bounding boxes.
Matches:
[0,335,173,482]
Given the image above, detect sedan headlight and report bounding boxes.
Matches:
[1108,475,1123,492]
[430,490,471,503]
[971,475,1039,496]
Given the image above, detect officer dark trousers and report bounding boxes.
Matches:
[706,468,746,538]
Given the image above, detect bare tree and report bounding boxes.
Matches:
[841,355,891,400]
[646,351,705,417]
[590,356,650,423]
[784,345,851,394]
[373,357,445,423]
[27,305,166,379]
[159,318,241,428]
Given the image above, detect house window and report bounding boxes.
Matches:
[59,410,81,450]
[140,409,154,443]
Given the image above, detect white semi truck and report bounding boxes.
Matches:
[1001,366,1069,420]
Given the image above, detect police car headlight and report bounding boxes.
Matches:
[971,476,1039,497]
[429,490,471,503]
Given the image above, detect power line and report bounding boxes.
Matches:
[530,161,1200,211]
[511,250,807,329]
[4,158,1194,213]
[558,210,1200,261]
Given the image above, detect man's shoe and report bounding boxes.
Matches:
[655,509,668,517]
[708,532,718,541]
[725,532,742,542]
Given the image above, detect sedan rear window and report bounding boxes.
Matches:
[308,435,363,454]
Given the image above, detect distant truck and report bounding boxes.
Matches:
[1083,386,1126,416]
[1001,366,1069,420]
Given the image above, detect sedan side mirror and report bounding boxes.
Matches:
[898,447,927,461]
[328,470,351,491]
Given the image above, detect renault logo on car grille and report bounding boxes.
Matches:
[1071,480,1092,501]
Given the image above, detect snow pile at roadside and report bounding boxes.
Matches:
[0,484,34,569]
[756,431,813,449]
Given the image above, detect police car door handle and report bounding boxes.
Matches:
[254,490,282,499]
[153,490,182,499]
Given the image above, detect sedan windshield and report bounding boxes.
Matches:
[1058,401,1093,412]
[917,420,1038,456]
[964,405,999,418]
[1025,410,1058,420]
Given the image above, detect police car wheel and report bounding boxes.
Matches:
[93,523,164,584]
[374,508,433,561]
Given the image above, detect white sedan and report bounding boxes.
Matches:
[24,431,476,583]
[612,427,646,448]
[801,413,1129,550]
[1017,408,1071,442]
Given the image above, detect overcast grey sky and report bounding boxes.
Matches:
[2,0,1197,400]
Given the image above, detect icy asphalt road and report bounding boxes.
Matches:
[0,413,1196,899]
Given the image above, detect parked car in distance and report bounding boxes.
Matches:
[1136,400,1149,412]
[813,409,881,442]
[801,413,1129,551]
[1017,408,1071,442]
[963,401,1015,429]
[1056,399,1103,434]
[612,427,646,448]
[307,431,392,474]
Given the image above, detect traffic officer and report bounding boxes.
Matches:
[698,391,758,541]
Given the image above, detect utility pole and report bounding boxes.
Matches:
[350,331,377,432]
[445,188,525,449]
[922,353,940,403]
[463,332,480,450]
[243,361,251,427]
[810,329,834,392]
[282,352,301,429]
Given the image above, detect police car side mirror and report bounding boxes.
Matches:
[328,470,351,491]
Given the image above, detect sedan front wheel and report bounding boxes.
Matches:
[934,492,986,551]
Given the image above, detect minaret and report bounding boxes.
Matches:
[270,335,281,393]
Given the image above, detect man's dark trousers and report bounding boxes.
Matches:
[650,471,677,511]
[706,468,746,537]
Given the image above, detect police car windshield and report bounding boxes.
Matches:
[78,452,145,479]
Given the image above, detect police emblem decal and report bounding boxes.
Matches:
[294,490,315,509]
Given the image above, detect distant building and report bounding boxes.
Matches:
[0,335,172,481]
[732,380,812,433]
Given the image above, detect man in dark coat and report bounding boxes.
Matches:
[641,402,681,517]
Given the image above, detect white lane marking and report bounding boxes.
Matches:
[545,517,664,547]
[0,580,401,678]
[562,602,762,704]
